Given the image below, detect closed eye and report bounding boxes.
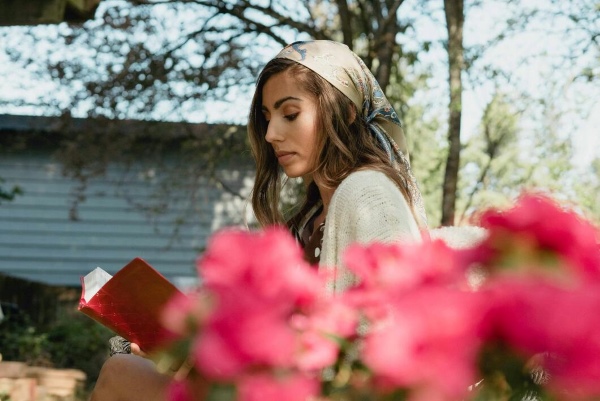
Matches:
[285,113,299,121]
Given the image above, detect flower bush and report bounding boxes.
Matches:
[155,194,600,401]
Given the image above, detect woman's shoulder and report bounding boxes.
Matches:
[325,168,421,250]
[341,169,395,185]
[329,169,409,214]
[335,169,400,197]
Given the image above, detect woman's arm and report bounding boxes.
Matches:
[90,354,171,401]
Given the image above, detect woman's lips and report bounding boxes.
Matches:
[276,152,295,164]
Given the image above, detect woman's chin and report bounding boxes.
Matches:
[282,168,303,179]
[281,164,314,179]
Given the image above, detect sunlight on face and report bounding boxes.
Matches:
[262,71,320,178]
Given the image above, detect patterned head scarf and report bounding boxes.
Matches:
[274,40,427,227]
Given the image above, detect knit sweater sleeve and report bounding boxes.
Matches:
[320,170,422,295]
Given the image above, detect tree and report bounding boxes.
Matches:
[456,92,520,224]
[441,0,464,226]
[574,157,600,224]
[1,1,421,121]
[0,1,430,224]
[1,0,598,225]
[437,0,600,226]
[454,78,589,226]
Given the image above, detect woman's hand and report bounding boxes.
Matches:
[131,343,184,379]
[131,342,192,379]
[130,342,149,358]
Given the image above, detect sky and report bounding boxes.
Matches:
[405,0,600,168]
[0,0,598,166]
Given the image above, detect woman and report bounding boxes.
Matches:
[248,39,426,293]
[89,39,427,400]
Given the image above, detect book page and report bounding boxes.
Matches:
[82,267,113,302]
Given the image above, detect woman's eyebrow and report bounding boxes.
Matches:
[262,96,302,112]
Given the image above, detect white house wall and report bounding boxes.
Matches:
[0,150,254,287]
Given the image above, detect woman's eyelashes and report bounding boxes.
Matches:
[263,112,298,124]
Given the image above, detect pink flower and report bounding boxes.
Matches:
[294,330,340,372]
[343,240,468,295]
[166,377,211,401]
[361,287,484,401]
[292,298,358,371]
[481,276,600,398]
[302,297,358,339]
[473,194,600,282]
[157,195,600,401]
[193,327,248,380]
[342,240,470,325]
[166,380,192,401]
[198,227,322,307]
[161,290,211,337]
[237,372,320,401]
[194,293,298,379]
[191,227,331,380]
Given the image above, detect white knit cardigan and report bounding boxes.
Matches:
[319,170,422,295]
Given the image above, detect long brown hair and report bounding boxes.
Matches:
[248,58,414,228]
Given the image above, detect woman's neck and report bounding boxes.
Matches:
[316,183,334,219]
[302,174,335,221]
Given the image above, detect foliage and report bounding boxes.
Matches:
[0,302,113,390]
[0,177,22,205]
[573,157,600,224]
[405,99,446,226]
[0,303,52,366]
[154,194,600,401]
[0,1,422,121]
[50,117,252,225]
[454,75,598,226]
[0,0,431,228]
[44,312,113,387]
[463,0,599,94]
[457,92,521,223]
[0,0,598,224]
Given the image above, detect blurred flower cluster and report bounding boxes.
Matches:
[155,194,600,401]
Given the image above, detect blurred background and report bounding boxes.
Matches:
[0,0,598,397]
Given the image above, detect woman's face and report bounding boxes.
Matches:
[262,71,320,178]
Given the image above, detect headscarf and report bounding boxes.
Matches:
[275,40,427,227]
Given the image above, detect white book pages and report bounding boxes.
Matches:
[82,267,113,302]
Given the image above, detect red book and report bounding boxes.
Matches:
[78,257,182,352]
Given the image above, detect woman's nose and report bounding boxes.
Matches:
[265,121,281,144]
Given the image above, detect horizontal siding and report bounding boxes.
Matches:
[0,192,215,208]
[0,231,207,248]
[0,205,216,225]
[0,244,199,261]
[1,258,196,277]
[0,150,254,287]
[0,219,205,238]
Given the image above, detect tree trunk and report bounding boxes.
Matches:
[372,0,404,90]
[335,0,354,48]
[374,28,396,90]
[441,0,464,226]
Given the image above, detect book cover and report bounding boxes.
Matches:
[78,257,182,352]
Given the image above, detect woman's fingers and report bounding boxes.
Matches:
[130,343,148,358]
